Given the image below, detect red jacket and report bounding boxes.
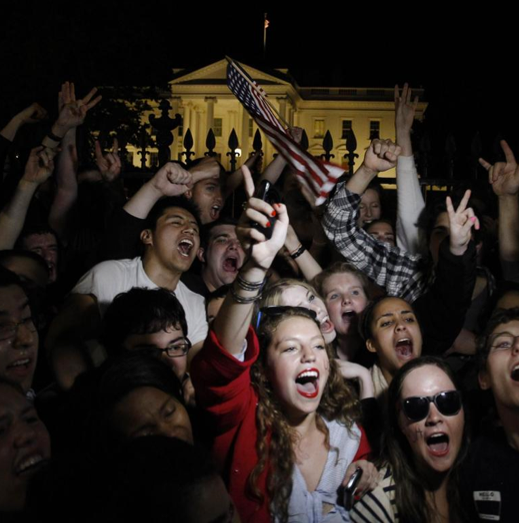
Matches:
[191,327,370,522]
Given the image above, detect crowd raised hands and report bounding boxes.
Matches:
[1,77,519,523]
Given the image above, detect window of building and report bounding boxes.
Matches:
[149,152,159,168]
[213,118,223,137]
[314,119,325,138]
[341,120,352,139]
[369,121,380,140]
[249,118,254,137]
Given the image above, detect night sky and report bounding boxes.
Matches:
[1,3,517,159]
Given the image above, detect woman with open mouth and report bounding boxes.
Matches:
[350,356,467,523]
[359,296,423,401]
[261,279,375,401]
[192,166,378,523]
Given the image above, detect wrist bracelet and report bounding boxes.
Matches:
[47,131,63,142]
[289,244,306,260]
[236,274,266,292]
[230,286,262,304]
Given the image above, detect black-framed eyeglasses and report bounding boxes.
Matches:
[401,390,462,422]
[255,306,317,329]
[141,339,192,358]
[0,318,36,343]
[489,333,519,352]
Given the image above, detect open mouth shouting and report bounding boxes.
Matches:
[341,310,357,323]
[426,432,450,458]
[395,338,414,362]
[295,368,320,399]
[177,238,194,258]
[210,205,221,221]
[222,254,239,274]
[320,316,335,334]
[511,363,519,382]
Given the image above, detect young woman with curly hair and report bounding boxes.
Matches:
[192,167,376,523]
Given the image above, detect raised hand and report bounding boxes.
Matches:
[95,138,122,183]
[479,140,519,198]
[363,138,401,174]
[189,156,221,184]
[16,103,47,125]
[22,146,55,185]
[55,81,102,134]
[150,162,192,197]
[447,189,480,256]
[395,83,418,135]
[236,165,288,270]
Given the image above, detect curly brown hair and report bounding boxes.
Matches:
[248,308,361,522]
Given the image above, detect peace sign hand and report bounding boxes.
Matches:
[447,189,479,256]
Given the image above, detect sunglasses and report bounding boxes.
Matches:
[401,390,462,422]
[255,306,317,329]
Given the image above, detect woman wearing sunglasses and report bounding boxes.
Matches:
[350,356,468,523]
[192,167,377,523]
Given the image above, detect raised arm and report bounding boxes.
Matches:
[0,102,47,142]
[41,82,101,153]
[394,83,426,254]
[0,147,55,249]
[214,165,288,356]
[47,82,102,238]
[123,162,192,218]
[480,140,519,264]
[346,139,401,195]
[284,224,323,281]
[324,139,427,302]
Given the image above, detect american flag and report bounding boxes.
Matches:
[226,58,344,205]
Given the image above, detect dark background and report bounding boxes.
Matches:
[1,3,516,161]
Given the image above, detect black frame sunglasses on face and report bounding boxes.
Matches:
[401,390,462,422]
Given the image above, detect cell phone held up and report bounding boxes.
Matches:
[250,180,281,240]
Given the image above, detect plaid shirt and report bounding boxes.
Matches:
[323,183,429,303]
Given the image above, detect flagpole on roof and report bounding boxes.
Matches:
[225,56,290,129]
[263,13,269,59]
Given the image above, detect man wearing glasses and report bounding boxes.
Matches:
[101,287,195,405]
[0,267,39,396]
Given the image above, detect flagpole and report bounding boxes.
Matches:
[225,56,290,129]
[263,13,268,60]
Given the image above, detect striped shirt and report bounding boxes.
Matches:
[350,466,397,523]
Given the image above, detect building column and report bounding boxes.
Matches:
[276,97,287,124]
[195,105,204,156]
[205,96,217,136]
[240,104,249,160]
[170,96,181,160]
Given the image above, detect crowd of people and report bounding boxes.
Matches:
[0,81,518,522]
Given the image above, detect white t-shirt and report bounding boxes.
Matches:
[72,257,208,347]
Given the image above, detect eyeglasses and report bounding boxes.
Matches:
[141,339,192,358]
[401,390,462,422]
[255,306,317,329]
[0,318,36,343]
[489,333,519,352]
